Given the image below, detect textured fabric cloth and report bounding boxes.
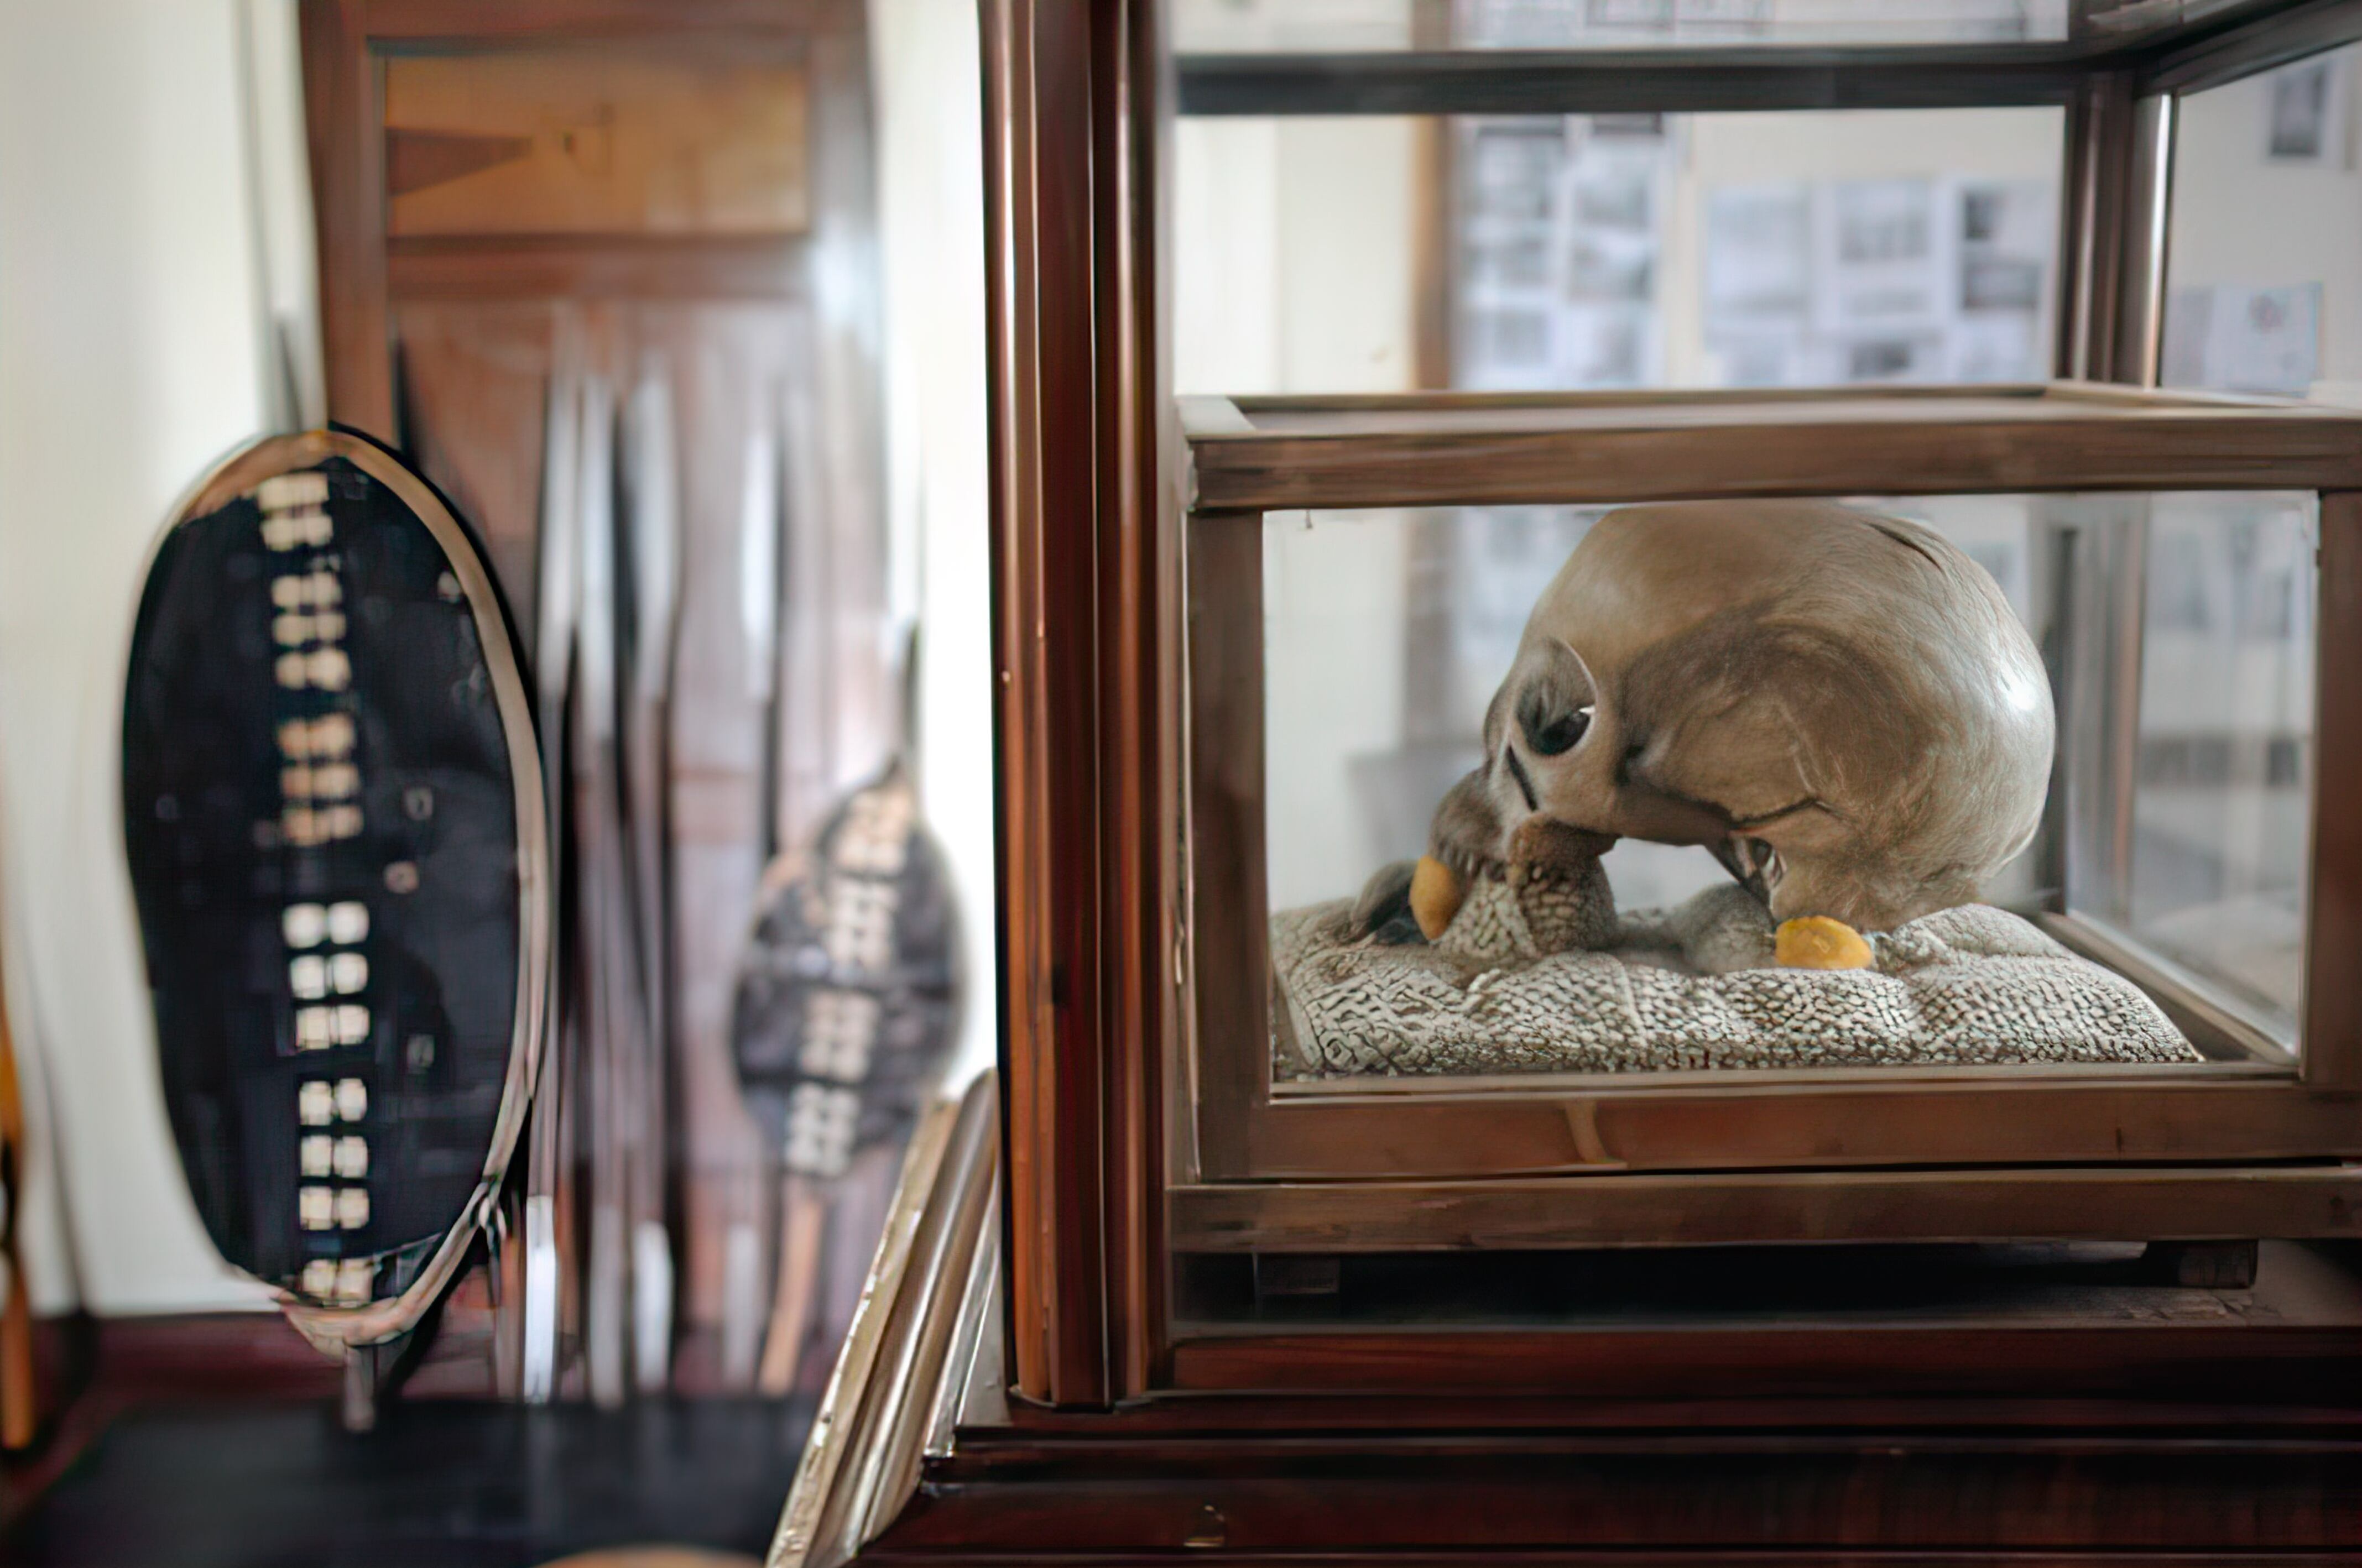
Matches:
[1271,881,2201,1079]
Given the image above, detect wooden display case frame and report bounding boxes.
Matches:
[973,0,2362,1421]
[777,4,2362,1564]
[1173,384,2362,1261]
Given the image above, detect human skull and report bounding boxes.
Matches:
[1420,499,2053,933]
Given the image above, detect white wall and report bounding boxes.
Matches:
[1176,119,1422,394]
[1172,0,1416,53]
[1176,114,1423,910]
[0,0,305,1313]
[868,0,997,1086]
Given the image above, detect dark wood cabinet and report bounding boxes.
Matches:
[782,1,2362,1560]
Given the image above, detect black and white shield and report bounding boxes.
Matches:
[122,428,548,1350]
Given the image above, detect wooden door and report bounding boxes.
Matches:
[300,0,890,1397]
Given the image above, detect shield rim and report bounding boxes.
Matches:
[131,427,550,1353]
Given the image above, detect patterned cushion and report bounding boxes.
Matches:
[1270,881,2201,1079]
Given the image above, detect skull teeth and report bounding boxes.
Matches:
[1729,835,1780,883]
[1435,844,1498,882]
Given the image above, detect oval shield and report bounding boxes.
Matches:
[122,429,548,1351]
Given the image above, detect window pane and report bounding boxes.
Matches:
[1172,0,2273,53]
[2165,45,2362,398]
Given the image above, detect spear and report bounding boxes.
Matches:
[719,397,784,1389]
[574,373,633,1408]
[621,363,680,1394]
[522,353,583,1405]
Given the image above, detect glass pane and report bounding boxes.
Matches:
[2065,494,2317,1041]
[2164,44,2362,399]
[1175,107,2063,397]
[1173,0,2273,53]
[1266,498,2048,919]
[1258,492,2307,1081]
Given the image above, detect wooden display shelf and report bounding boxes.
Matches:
[1175,385,2362,1265]
[1180,383,2362,512]
[1166,1166,2362,1255]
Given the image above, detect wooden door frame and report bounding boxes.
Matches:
[298,0,833,442]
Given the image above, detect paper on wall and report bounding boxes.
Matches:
[2161,283,2323,396]
[1703,175,2051,388]
[1454,114,1671,390]
[1704,183,1811,322]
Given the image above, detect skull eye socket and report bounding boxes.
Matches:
[1505,641,1597,761]
[1523,703,1593,757]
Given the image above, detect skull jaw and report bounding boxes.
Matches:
[1416,745,1995,939]
[1761,849,1985,934]
[1375,763,1987,945]
[1438,749,1925,931]
[1347,762,1621,947]
[1428,760,1613,879]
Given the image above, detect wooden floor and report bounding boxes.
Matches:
[0,1398,807,1568]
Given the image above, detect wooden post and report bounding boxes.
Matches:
[981,0,1173,1406]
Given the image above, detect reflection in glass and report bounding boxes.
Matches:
[2165,44,2362,398]
[1453,114,2058,391]
[1172,0,2279,53]
[2117,496,2315,1036]
[1176,106,2063,401]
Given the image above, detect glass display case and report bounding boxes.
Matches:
[1122,0,2362,1394]
[783,7,2362,1565]
[1174,384,2362,1272]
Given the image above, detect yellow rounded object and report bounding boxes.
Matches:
[1775,915,1874,970]
[1409,855,1464,941]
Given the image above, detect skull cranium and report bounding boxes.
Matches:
[1416,499,2053,934]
